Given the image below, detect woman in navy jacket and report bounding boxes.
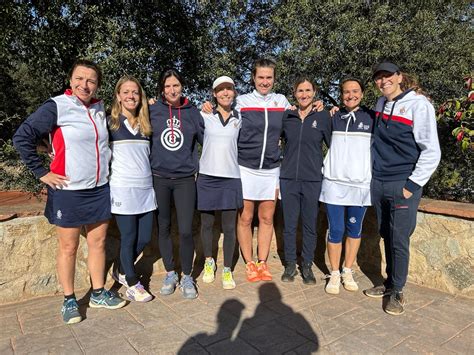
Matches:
[149,68,204,299]
[280,76,331,284]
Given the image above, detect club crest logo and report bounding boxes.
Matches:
[357,122,370,130]
[399,106,406,114]
[56,210,62,220]
[349,217,357,224]
[161,116,184,151]
[311,120,318,129]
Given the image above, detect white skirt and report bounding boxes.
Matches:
[319,179,371,206]
[110,186,157,215]
[239,165,280,201]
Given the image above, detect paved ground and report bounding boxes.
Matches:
[1,257,473,355]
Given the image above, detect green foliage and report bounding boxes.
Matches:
[1,1,472,201]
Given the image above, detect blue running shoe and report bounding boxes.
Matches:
[61,298,82,324]
[180,274,198,299]
[89,289,126,309]
[160,271,179,295]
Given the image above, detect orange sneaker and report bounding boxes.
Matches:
[246,261,260,282]
[257,261,272,281]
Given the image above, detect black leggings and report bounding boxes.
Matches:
[153,176,196,275]
[115,211,154,286]
[200,210,237,268]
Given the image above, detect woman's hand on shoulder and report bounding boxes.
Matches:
[148,97,157,105]
[329,106,340,117]
[40,172,69,190]
[201,101,214,114]
[311,100,324,112]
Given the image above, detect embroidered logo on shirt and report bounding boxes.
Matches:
[311,120,318,128]
[274,101,278,106]
[399,107,406,114]
[357,122,370,130]
[96,111,105,120]
[56,210,62,220]
[349,217,357,224]
[161,116,184,151]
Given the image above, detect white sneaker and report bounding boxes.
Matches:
[202,258,216,283]
[222,268,236,290]
[126,282,152,302]
[325,272,341,295]
[342,269,358,291]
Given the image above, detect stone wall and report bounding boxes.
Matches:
[0,200,472,304]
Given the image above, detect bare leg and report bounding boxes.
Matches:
[343,237,361,269]
[237,200,255,263]
[85,221,109,289]
[56,226,81,295]
[327,241,342,272]
[257,199,276,261]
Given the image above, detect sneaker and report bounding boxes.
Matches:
[363,285,391,298]
[202,258,216,283]
[89,289,126,309]
[301,263,316,284]
[160,271,179,295]
[126,282,153,302]
[180,274,198,299]
[385,291,406,316]
[281,262,297,282]
[246,261,260,282]
[61,298,82,324]
[112,269,129,288]
[222,268,236,290]
[341,268,358,291]
[325,272,341,294]
[257,261,273,281]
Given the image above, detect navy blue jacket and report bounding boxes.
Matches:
[280,109,331,181]
[149,97,204,178]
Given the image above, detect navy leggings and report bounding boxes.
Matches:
[325,204,367,244]
[115,211,154,286]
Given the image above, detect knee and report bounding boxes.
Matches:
[238,214,253,227]
[88,236,106,252]
[328,228,344,244]
[259,214,274,227]
[59,242,79,257]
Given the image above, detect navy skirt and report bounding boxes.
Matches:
[197,174,243,211]
[45,183,111,227]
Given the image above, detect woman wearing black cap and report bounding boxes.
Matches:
[364,62,441,315]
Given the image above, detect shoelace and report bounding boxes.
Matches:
[181,276,196,289]
[164,273,177,285]
[222,271,232,281]
[65,299,79,312]
[204,261,215,273]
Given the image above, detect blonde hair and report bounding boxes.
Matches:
[400,71,428,97]
[110,75,152,136]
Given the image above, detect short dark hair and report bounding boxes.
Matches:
[339,77,365,93]
[158,68,185,95]
[251,58,277,86]
[292,75,318,95]
[68,59,102,87]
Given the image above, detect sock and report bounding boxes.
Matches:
[64,293,76,301]
[342,267,352,274]
[92,287,104,297]
[331,270,341,275]
[223,266,231,272]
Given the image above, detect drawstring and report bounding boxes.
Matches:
[341,111,356,142]
[168,104,182,143]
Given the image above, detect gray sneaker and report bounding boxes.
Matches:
[160,271,179,295]
[61,298,82,324]
[180,274,198,299]
[364,285,391,298]
[385,291,406,316]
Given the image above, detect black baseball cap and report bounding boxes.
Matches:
[372,62,400,79]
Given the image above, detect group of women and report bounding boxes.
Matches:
[13,57,440,324]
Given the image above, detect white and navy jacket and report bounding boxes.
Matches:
[108,115,152,187]
[323,107,374,188]
[236,90,290,169]
[280,109,332,181]
[373,90,441,193]
[149,97,204,178]
[199,109,241,178]
[13,90,110,190]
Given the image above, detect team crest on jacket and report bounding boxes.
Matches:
[399,107,406,114]
[161,116,184,151]
[311,120,318,128]
[358,122,370,131]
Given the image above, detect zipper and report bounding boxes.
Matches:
[259,107,269,169]
[295,117,304,180]
[86,108,100,185]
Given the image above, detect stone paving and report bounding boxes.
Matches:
[0,257,473,354]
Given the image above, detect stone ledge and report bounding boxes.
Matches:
[419,198,474,220]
